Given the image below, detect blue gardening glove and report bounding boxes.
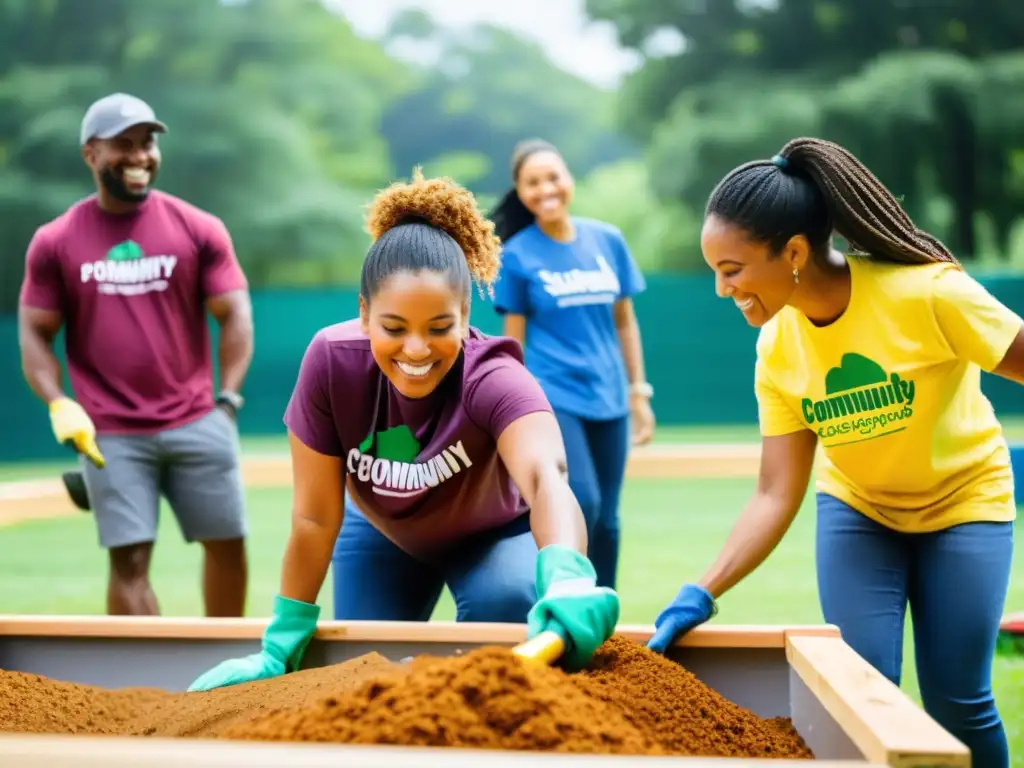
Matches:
[526,545,620,671]
[187,594,319,692]
[647,583,718,654]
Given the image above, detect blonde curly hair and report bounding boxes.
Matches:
[363,167,502,298]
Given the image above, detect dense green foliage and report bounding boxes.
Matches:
[2,0,1024,313]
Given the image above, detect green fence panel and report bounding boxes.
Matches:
[2,274,1022,462]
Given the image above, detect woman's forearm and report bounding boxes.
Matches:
[616,313,647,389]
[503,315,526,347]
[698,491,800,599]
[529,471,588,554]
[279,515,340,604]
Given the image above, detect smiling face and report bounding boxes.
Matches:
[83,123,162,206]
[514,150,574,227]
[701,214,810,328]
[360,270,469,399]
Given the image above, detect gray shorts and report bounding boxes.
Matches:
[81,407,248,549]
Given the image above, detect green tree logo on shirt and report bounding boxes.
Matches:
[801,353,916,446]
[347,424,474,499]
[358,425,420,462]
[106,240,144,262]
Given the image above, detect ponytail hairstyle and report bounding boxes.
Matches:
[361,167,502,302]
[705,137,960,268]
[490,138,561,243]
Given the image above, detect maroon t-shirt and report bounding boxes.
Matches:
[284,320,553,558]
[19,190,247,433]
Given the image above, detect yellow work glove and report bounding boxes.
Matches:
[49,397,105,469]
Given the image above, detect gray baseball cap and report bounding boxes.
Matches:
[80,93,168,146]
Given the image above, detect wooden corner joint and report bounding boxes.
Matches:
[785,634,971,768]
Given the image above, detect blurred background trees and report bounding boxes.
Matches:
[3,0,1024,313]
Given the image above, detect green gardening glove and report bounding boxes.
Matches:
[187,594,319,692]
[526,545,620,671]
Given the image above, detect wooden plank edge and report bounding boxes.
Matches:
[0,733,887,767]
[783,624,841,640]
[0,615,830,648]
[785,635,970,768]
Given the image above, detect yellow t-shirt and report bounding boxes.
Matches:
[755,256,1023,532]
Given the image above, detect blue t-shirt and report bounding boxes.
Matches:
[492,217,646,420]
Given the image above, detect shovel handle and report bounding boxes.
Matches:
[511,630,566,666]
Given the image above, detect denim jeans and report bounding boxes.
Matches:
[816,492,1013,768]
[552,409,630,589]
[331,499,537,623]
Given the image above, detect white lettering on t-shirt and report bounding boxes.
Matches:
[81,255,178,296]
[537,254,620,307]
[345,440,474,498]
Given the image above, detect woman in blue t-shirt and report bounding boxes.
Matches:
[489,138,656,590]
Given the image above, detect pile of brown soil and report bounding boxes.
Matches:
[127,652,399,738]
[0,669,171,735]
[221,637,812,759]
[222,643,655,754]
[0,637,813,759]
[0,652,397,738]
[571,635,809,757]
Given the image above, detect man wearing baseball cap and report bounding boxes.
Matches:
[17,93,253,617]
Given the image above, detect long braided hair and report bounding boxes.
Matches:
[705,137,960,267]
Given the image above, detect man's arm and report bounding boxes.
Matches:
[18,306,65,404]
[18,228,67,405]
[199,214,253,397]
[206,289,254,394]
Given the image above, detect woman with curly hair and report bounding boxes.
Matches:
[187,170,620,691]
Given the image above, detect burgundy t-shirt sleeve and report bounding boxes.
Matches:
[283,332,344,456]
[464,353,553,440]
[19,228,64,312]
[198,215,248,298]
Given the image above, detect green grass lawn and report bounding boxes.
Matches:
[3,415,1023,480]
[0,474,1022,762]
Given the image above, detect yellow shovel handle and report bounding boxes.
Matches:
[511,630,566,666]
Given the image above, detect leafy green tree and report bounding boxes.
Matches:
[379,21,636,198]
[0,0,410,309]
[572,159,703,272]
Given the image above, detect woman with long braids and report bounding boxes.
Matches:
[489,139,656,591]
[646,137,1024,767]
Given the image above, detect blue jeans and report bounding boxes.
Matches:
[816,492,1013,768]
[331,499,537,622]
[554,410,629,589]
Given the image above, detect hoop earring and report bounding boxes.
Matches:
[793,267,800,284]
